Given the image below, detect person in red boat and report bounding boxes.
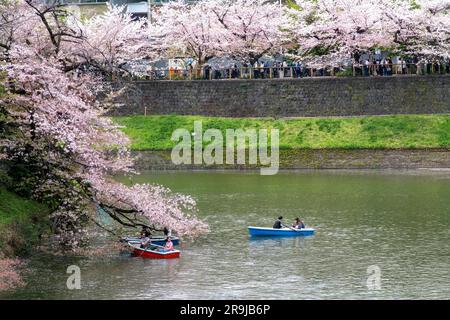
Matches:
[163,236,174,251]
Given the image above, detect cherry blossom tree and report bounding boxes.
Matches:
[285,0,450,66]
[151,0,285,66]
[70,3,151,76]
[285,0,395,66]
[208,0,285,65]
[152,0,449,68]
[1,0,208,248]
[384,0,450,61]
[151,0,221,66]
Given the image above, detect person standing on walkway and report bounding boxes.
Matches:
[253,61,259,79]
[203,64,210,80]
[363,59,370,76]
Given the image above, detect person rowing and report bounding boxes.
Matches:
[273,216,285,229]
[140,234,151,249]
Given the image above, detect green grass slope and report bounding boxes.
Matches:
[114,115,450,150]
[0,187,49,256]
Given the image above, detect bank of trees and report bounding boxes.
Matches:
[284,0,450,66]
[0,0,208,249]
[151,0,285,66]
[151,0,450,66]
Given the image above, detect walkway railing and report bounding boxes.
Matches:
[126,62,450,81]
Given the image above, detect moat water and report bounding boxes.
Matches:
[3,170,449,299]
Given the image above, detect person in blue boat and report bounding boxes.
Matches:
[140,235,151,249]
[141,226,152,238]
[163,227,172,237]
[292,217,305,229]
[273,216,285,229]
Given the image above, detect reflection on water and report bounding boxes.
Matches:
[2,170,450,299]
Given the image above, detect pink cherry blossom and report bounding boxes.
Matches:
[150,0,223,66]
[286,0,450,65]
[151,0,285,65]
[1,1,208,248]
[0,254,24,291]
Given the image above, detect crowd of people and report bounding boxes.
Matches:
[201,60,318,80]
[137,58,450,81]
[357,57,450,77]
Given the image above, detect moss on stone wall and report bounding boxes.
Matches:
[132,148,450,171]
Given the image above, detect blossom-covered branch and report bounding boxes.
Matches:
[1,0,208,248]
[286,0,450,65]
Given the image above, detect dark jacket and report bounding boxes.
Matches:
[273,220,282,229]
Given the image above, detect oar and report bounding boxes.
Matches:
[150,242,171,252]
[282,224,300,232]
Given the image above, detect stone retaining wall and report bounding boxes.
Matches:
[110,76,450,117]
[132,149,450,170]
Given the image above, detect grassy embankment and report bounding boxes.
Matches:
[114,115,450,150]
[0,186,49,256]
[0,83,49,257]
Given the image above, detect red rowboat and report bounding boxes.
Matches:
[128,243,180,259]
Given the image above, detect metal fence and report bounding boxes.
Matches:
[58,0,107,4]
[125,62,450,81]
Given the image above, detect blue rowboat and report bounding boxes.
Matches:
[121,236,180,246]
[248,226,315,237]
